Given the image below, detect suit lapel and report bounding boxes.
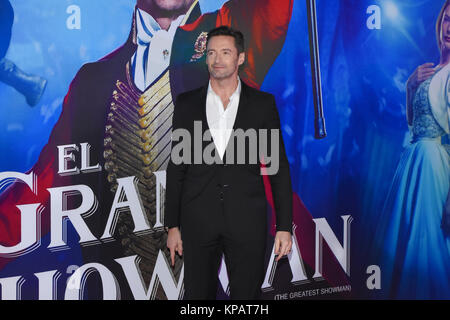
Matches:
[199,84,209,132]
[224,80,249,161]
[231,80,249,132]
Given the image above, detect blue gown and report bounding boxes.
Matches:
[375,74,450,299]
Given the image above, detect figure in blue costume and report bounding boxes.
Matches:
[373,0,450,299]
[0,0,47,106]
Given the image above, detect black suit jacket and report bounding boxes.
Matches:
[164,80,293,234]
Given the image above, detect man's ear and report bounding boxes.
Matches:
[238,52,245,66]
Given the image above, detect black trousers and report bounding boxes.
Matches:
[181,198,267,300]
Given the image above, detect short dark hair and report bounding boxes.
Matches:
[206,26,245,54]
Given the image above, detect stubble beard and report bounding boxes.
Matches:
[209,65,238,81]
[210,71,232,81]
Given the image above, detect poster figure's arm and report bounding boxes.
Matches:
[0,66,87,248]
[215,0,294,88]
[405,63,434,127]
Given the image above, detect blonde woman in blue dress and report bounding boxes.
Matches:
[375,0,450,299]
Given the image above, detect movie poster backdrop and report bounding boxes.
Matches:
[0,0,449,300]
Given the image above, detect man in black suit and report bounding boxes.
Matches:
[165,26,293,300]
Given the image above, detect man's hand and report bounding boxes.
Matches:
[274,231,292,262]
[167,227,183,267]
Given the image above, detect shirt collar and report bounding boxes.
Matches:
[136,8,160,43]
[207,77,242,101]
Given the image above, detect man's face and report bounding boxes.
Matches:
[441,6,450,52]
[138,0,192,12]
[206,35,245,81]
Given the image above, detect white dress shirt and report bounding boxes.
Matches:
[206,78,242,160]
[132,8,185,91]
